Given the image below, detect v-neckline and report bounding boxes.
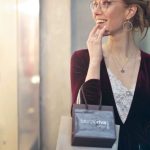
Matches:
[107,68,136,91]
[101,51,142,124]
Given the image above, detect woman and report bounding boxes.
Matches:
[71,0,150,149]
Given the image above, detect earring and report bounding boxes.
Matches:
[123,20,133,31]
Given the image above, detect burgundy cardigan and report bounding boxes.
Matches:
[70,49,150,150]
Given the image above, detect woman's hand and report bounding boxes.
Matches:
[85,25,106,81]
[87,25,106,64]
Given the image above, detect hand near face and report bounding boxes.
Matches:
[87,24,106,63]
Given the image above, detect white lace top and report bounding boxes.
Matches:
[107,68,135,124]
[77,68,136,124]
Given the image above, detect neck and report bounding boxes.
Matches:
[105,31,139,58]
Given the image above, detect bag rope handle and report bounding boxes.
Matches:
[80,85,102,110]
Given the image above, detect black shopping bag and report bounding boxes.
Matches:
[71,87,116,148]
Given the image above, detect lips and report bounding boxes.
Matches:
[96,19,110,35]
[96,19,107,24]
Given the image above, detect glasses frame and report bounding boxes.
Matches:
[90,0,126,12]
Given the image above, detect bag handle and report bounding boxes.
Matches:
[81,85,102,110]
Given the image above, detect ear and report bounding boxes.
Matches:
[125,4,138,20]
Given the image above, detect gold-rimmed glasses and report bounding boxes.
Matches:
[90,0,125,12]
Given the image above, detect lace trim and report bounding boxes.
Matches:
[107,68,135,123]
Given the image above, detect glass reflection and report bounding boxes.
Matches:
[18,0,40,149]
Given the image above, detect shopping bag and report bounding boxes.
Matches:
[71,87,116,148]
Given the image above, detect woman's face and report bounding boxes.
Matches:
[91,0,129,35]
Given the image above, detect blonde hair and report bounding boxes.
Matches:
[124,0,150,37]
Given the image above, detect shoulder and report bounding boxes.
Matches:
[71,49,89,60]
[71,49,90,65]
[141,50,150,63]
[141,51,150,74]
[141,50,150,58]
[71,49,89,79]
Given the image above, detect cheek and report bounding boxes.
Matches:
[106,9,125,29]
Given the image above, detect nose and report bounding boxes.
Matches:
[93,7,103,15]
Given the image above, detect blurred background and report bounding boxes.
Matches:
[0,0,149,150]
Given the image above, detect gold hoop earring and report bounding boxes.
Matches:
[123,20,133,31]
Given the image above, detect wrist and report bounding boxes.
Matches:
[89,58,102,66]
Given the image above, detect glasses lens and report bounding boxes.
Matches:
[90,1,98,10]
[90,0,110,11]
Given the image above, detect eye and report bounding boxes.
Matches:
[93,1,99,7]
[101,0,112,7]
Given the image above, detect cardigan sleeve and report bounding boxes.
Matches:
[79,79,101,105]
[70,50,101,105]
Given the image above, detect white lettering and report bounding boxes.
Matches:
[79,119,110,129]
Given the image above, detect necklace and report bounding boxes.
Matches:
[110,51,140,90]
[111,48,141,74]
[104,42,140,74]
[111,52,129,73]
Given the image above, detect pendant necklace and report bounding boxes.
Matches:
[111,53,129,74]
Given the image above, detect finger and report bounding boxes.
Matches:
[97,26,106,39]
[93,30,100,40]
[89,24,100,37]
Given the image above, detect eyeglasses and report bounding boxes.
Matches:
[90,0,124,12]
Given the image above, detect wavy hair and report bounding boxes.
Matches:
[124,0,150,38]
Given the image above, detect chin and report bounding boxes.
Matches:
[103,30,111,36]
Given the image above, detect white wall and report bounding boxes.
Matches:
[0,1,18,150]
[40,0,71,149]
[71,0,93,51]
